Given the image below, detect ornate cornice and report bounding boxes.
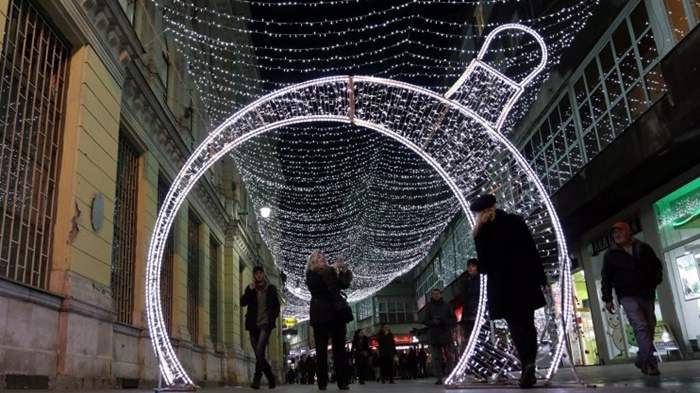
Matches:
[70,0,231,230]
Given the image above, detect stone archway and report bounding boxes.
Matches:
[146,24,573,387]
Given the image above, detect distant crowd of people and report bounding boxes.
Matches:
[284,340,433,386]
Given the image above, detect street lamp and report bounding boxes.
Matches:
[260,207,271,218]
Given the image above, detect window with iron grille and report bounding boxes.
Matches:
[187,211,200,343]
[209,237,219,344]
[157,176,174,335]
[111,136,139,325]
[0,0,70,289]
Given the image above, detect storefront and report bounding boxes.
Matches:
[654,176,700,352]
[577,168,700,365]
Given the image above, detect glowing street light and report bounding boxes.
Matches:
[260,207,271,218]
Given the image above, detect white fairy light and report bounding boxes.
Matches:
[159,0,598,128]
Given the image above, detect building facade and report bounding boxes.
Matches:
[513,0,700,364]
[417,0,700,367]
[0,0,282,388]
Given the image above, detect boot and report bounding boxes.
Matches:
[265,368,276,388]
[251,377,261,390]
[518,363,536,389]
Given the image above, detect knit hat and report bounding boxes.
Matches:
[469,194,496,212]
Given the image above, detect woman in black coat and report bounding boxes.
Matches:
[306,250,353,390]
[351,329,371,384]
[470,194,547,389]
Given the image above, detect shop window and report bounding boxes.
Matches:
[610,98,631,134]
[644,64,667,105]
[598,43,616,74]
[655,176,700,247]
[542,142,555,169]
[582,129,599,160]
[578,100,594,131]
[664,0,694,42]
[612,21,632,58]
[590,87,607,118]
[626,81,648,118]
[596,115,615,148]
[584,60,600,92]
[558,95,572,122]
[618,50,639,88]
[552,130,567,157]
[654,176,700,348]
[605,68,624,104]
[629,1,650,39]
[637,29,658,71]
[574,77,587,106]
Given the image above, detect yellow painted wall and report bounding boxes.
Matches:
[133,151,159,327]
[52,45,120,292]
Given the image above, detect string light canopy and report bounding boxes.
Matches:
[157,0,599,127]
[146,22,580,388]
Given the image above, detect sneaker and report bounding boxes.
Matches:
[434,378,442,385]
[251,381,261,390]
[339,384,350,390]
[318,386,327,391]
[269,378,276,389]
[646,364,660,376]
[519,363,536,389]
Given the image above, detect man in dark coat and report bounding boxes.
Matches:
[241,266,281,389]
[470,194,547,389]
[422,288,457,385]
[601,221,663,376]
[376,323,396,384]
[460,258,481,342]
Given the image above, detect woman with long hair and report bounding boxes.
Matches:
[306,250,353,390]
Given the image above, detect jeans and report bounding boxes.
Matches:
[430,343,453,378]
[619,296,657,366]
[250,324,273,382]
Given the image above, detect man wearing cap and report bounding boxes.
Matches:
[469,194,547,389]
[241,266,281,389]
[601,221,663,376]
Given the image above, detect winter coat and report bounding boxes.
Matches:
[240,283,281,331]
[352,335,371,362]
[422,298,457,345]
[473,209,547,319]
[601,240,663,302]
[376,330,396,358]
[460,273,480,322]
[306,265,353,326]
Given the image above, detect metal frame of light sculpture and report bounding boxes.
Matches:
[146,24,573,388]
